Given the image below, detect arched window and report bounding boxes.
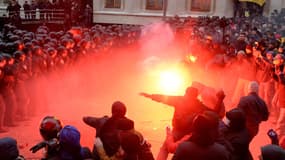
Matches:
[146,0,164,10]
[104,0,121,8]
[190,0,212,12]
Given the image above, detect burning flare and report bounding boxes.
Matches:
[187,55,197,63]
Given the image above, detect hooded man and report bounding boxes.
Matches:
[222,108,253,160]
[172,111,230,160]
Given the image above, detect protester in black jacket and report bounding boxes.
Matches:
[173,111,230,160]
[140,86,225,141]
[222,108,253,160]
[83,101,133,159]
[105,118,155,160]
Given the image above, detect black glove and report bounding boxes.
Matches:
[267,129,279,145]
[216,90,226,100]
[30,141,47,153]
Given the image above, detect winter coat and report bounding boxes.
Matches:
[222,127,253,160]
[172,140,230,160]
[148,94,210,140]
[237,92,269,139]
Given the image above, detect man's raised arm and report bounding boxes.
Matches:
[139,92,180,107]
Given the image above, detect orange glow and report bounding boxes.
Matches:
[19,44,24,51]
[68,28,82,37]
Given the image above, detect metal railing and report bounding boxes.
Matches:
[0,7,65,24]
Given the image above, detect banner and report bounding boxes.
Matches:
[239,0,266,6]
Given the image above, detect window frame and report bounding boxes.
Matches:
[103,0,124,10]
[188,0,215,13]
[144,0,164,11]
[141,0,164,13]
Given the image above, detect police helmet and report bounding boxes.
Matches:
[39,116,62,141]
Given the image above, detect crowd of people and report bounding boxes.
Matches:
[163,7,285,160]
[0,23,140,133]
[0,3,285,160]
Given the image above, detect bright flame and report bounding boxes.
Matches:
[143,59,191,95]
[188,55,197,62]
[158,69,185,94]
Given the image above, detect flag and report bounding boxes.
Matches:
[239,0,266,6]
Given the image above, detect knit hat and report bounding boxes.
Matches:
[0,137,19,160]
[192,111,219,133]
[266,51,275,55]
[59,125,81,148]
[237,50,246,55]
[226,108,246,130]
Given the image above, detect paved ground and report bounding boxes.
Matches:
[0,105,275,160]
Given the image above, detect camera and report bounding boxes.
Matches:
[267,129,279,145]
[30,138,59,153]
[267,129,277,138]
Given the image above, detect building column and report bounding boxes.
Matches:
[282,0,285,8]
[268,0,283,13]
